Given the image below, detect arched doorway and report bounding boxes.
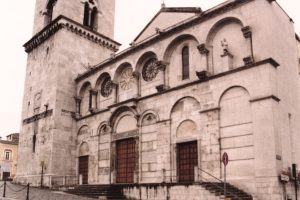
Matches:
[112,113,138,183]
[79,142,89,184]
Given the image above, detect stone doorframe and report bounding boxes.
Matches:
[110,130,139,184]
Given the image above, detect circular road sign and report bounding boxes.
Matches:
[222,152,229,166]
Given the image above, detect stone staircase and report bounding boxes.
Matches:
[65,184,126,199]
[64,182,252,200]
[201,182,253,200]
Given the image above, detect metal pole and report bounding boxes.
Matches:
[295,180,298,200]
[224,166,227,199]
[41,164,44,188]
[26,183,30,200]
[3,181,6,197]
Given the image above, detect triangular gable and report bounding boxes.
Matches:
[133,7,201,43]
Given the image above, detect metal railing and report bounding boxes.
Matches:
[0,181,30,200]
[138,167,245,200]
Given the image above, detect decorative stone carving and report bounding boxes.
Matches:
[142,113,157,126]
[241,26,252,38]
[220,39,234,70]
[156,84,168,92]
[99,124,111,135]
[197,44,209,55]
[155,60,168,71]
[142,58,159,82]
[196,70,210,80]
[34,92,42,109]
[101,77,113,97]
[221,38,230,54]
[120,68,135,90]
[243,56,254,65]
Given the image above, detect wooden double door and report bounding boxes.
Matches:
[79,156,89,184]
[177,141,198,182]
[116,138,136,183]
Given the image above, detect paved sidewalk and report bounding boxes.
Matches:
[0,182,95,200]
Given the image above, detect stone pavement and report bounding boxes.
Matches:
[0,182,95,200]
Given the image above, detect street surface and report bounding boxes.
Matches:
[0,181,94,200]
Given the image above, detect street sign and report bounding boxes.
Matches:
[222,152,229,166]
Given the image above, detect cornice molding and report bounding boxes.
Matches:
[199,107,220,113]
[24,15,120,53]
[23,109,53,125]
[250,95,280,103]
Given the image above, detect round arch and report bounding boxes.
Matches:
[169,96,200,119]
[163,34,199,62]
[109,106,138,131]
[113,62,133,83]
[95,72,112,89]
[78,81,92,97]
[135,51,158,73]
[218,85,250,107]
[78,142,89,156]
[206,17,244,45]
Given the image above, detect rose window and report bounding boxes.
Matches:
[142,58,158,82]
[101,77,113,97]
[120,68,135,90]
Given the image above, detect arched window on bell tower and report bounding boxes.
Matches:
[83,2,90,26]
[91,7,98,30]
[182,46,190,80]
[83,0,98,31]
[45,0,57,25]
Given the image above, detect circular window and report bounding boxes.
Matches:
[120,68,135,90]
[100,77,113,97]
[142,58,158,82]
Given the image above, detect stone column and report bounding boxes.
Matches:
[89,89,98,113]
[221,51,233,71]
[241,26,254,65]
[132,71,141,97]
[112,81,119,103]
[197,43,210,71]
[155,60,169,92]
[74,96,82,116]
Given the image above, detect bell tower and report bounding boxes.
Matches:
[32,0,115,38]
[16,0,120,186]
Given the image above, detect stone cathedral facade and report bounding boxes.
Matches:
[16,0,300,199]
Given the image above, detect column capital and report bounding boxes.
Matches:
[155,60,169,71]
[89,89,98,95]
[74,96,82,102]
[197,43,209,55]
[241,26,252,38]
[132,71,141,80]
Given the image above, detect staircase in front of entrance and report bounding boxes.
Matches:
[64,182,253,200]
[65,184,126,199]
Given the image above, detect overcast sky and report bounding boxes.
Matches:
[0,0,299,138]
